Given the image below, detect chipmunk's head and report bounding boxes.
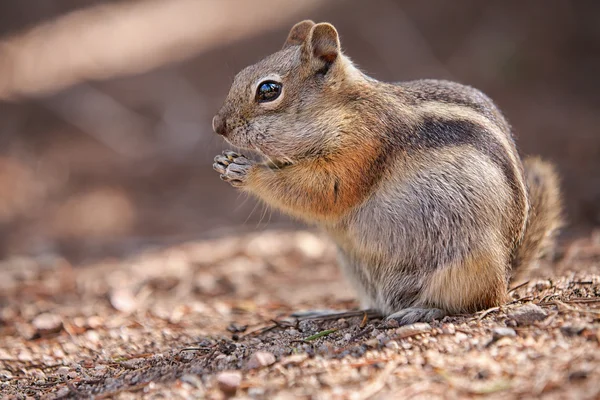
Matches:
[212,20,365,164]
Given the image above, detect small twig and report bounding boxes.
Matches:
[179,347,213,352]
[506,296,534,305]
[270,319,296,329]
[508,280,530,293]
[550,300,600,315]
[350,358,392,368]
[360,311,369,328]
[295,309,381,322]
[351,325,376,342]
[304,328,338,342]
[539,293,561,303]
[565,298,600,304]
[477,306,501,320]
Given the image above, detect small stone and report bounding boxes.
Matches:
[226,322,247,333]
[395,322,432,337]
[247,351,276,369]
[454,332,468,343]
[180,374,203,389]
[441,324,456,335]
[32,313,63,335]
[492,327,517,340]
[535,281,552,291]
[110,289,138,313]
[385,341,399,350]
[280,354,308,366]
[376,333,388,343]
[217,371,242,394]
[569,370,588,381]
[560,325,586,336]
[0,370,13,379]
[56,367,70,376]
[337,318,350,329]
[508,304,548,325]
[248,387,265,397]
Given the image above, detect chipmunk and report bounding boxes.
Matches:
[212,20,562,324]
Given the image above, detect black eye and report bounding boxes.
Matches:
[256,80,282,103]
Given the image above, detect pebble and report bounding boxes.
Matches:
[492,327,517,340]
[248,387,266,397]
[385,341,399,350]
[454,332,469,343]
[180,374,203,389]
[109,288,138,313]
[508,304,548,325]
[32,313,63,334]
[217,371,242,394]
[560,325,586,336]
[337,318,350,329]
[395,322,432,337]
[0,370,12,379]
[280,354,307,366]
[247,351,276,369]
[535,281,552,291]
[441,323,456,335]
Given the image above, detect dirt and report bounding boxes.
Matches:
[1,229,600,399]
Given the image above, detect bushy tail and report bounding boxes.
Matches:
[511,157,562,281]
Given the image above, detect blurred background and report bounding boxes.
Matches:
[0,0,597,262]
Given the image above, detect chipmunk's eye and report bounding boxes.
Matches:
[256,80,282,103]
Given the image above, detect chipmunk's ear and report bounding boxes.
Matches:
[283,20,315,49]
[308,23,340,64]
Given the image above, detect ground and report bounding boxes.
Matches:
[1,229,600,399]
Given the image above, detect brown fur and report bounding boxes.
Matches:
[212,21,563,323]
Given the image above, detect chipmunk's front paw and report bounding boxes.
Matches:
[386,307,446,326]
[213,150,254,187]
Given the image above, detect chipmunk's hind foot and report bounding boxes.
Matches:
[386,307,446,326]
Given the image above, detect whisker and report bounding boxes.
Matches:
[244,199,261,225]
[257,202,269,228]
[234,191,251,212]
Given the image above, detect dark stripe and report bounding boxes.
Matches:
[397,80,507,129]
[411,117,518,192]
[333,179,340,202]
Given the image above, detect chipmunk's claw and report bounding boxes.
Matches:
[213,151,254,187]
[386,307,446,325]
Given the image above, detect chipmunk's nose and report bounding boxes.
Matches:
[212,114,228,137]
